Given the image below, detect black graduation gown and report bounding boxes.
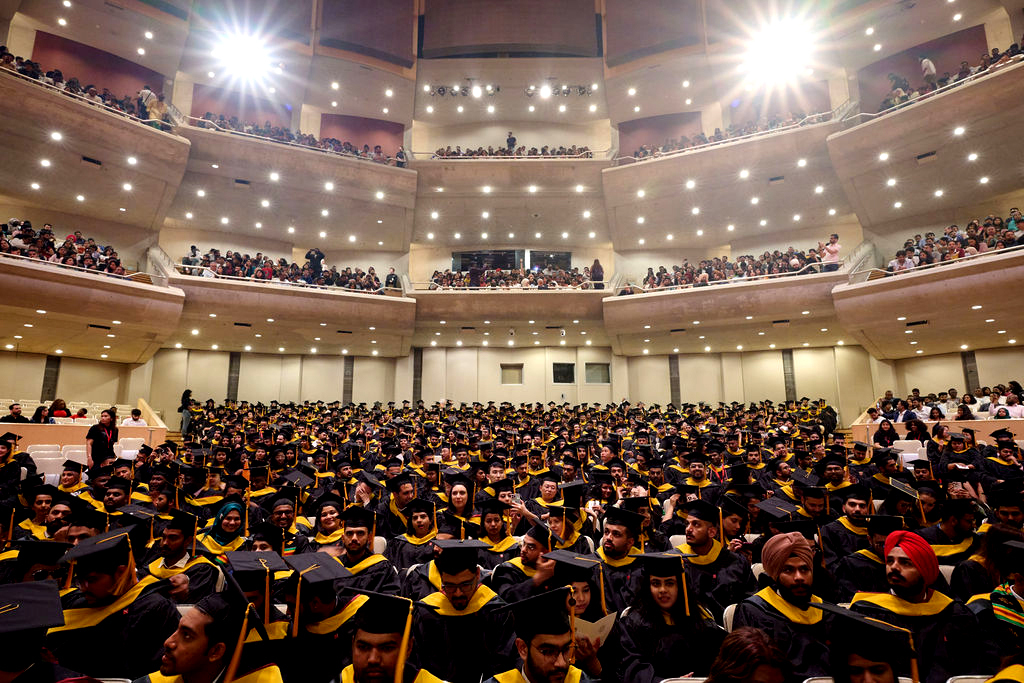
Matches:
[384,534,437,571]
[12,661,88,683]
[401,559,440,600]
[591,549,642,614]
[819,517,869,568]
[411,588,516,683]
[850,590,988,683]
[677,541,756,621]
[477,539,520,570]
[950,557,994,602]
[616,607,726,681]
[47,585,180,679]
[136,552,222,604]
[488,558,542,602]
[733,589,832,683]
[337,553,401,594]
[982,456,1024,484]
[915,525,979,565]
[832,549,887,602]
[290,601,361,683]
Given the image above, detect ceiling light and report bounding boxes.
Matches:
[696,229,705,237]
[583,210,591,218]
[967,152,978,161]
[482,186,491,193]
[953,13,962,21]
[528,105,535,112]
[559,104,566,112]
[348,235,356,242]
[341,349,348,354]
[40,159,51,167]
[589,104,597,112]
[905,330,913,334]
[638,238,645,245]
[191,329,199,335]
[196,189,205,197]
[828,208,836,216]
[801,310,809,315]
[260,199,270,207]
[220,216,229,225]
[704,346,711,352]
[375,191,384,199]
[960,344,969,350]
[739,169,750,178]
[797,158,807,167]
[627,87,636,96]
[760,219,768,226]
[637,216,645,224]
[535,232,542,238]
[887,178,897,186]
[324,181,334,191]
[539,84,552,98]
[144,30,153,39]
[793,214,801,221]
[210,344,219,350]
[57,17,67,26]
[893,201,902,208]
[1010,339,1017,344]
[873,43,882,51]
[878,152,890,161]
[588,231,596,238]
[427,232,434,240]
[971,304,983,309]
[576,185,584,193]
[685,179,696,189]
[980,176,989,184]
[528,185,538,193]
[508,340,515,346]
[454,232,461,239]
[534,341,540,345]
[431,211,439,219]
[100,354,108,359]
[30,182,39,190]
[185,212,193,219]
[137,47,145,55]
[814,185,824,194]
[634,106,640,112]
[487,105,495,113]
[269,172,280,182]
[385,88,393,97]
[910,341,918,345]
[425,105,433,113]
[637,189,645,198]
[934,189,944,197]
[481,232,488,239]
[75,194,84,201]
[953,126,965,136]
[256,222,262,228]
[319,231,326,238]
[50,131,63,141]
[456,105,463,113]
[430,341,437,347]
[208,71,216,78]
[751,197,759,204]
[331,81,339,90]
[279,347,285,352]
[174,343,182,349]
[508,232,515,239]
[727,224,735,231]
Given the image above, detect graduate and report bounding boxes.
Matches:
[832,515,904,602]
[138,509,222,603]
[617,552,726,681]
[46,527,181,679]
[476,498,520,570]
[733,531,832,683]
[818,485,871,568]
[197,497,248,555]
[384,498,439,571]
[412,539,516,683]
[335,505,401,595]
[591,506,644,614]
[0,581,90,683]
[488,523,558,601]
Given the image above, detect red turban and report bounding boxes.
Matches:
[884,530,939,586]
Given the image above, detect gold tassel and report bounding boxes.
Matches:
[225,604,251,683]
[394,599,414,683]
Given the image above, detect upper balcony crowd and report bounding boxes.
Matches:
[1,218,127,276]
[884,206,1024,274]
[425,260,604,290]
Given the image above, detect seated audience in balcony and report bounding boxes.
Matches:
[1,219,126,275]
[1,403,30,423]
[432,141,593,159]
[29,406,55,424]
[182,246,385,293]
[121,409,148,427]
[886,209,1024,274]
[49,399,71,418]
[428,265,594,289]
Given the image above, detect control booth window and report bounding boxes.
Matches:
[553,362,576,384]
[501,363,524,385]
[585,363,611,384]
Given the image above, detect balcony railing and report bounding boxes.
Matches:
[408,277,612,292]
[847,242,1024,284]
[0,250,166,286]
[172,262,402,296]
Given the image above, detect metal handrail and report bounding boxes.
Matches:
[410,149,608,161]
[611,100,847,166]
[180,115,410,167]
[843,55,1024,124]
[847,241,1024,284]
[173,262,401,295]
[0,67,171,128]
[409,279,612,292]
[0,249,162,283]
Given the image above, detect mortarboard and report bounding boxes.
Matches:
[432,538,488,574]
[0,581,65,633]
[498,586,573,640]
[603,506,644,537]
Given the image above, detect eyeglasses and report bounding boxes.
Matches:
[32,567,68,582]
[441,579,477,594]
[535,643,576,661]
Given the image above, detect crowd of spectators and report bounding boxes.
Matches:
[1,219,127,276]
[876,40,1024,112]
[625,233,841,292]
[180,245,399,293]
[885,208,1024,273]
[427,262,602,289]
[0,45,170,129]
[629,110,831,160]
[430,132,593,159]
[193,113,408,166]
[865,383,1024,430]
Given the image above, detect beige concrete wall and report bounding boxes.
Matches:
[150,349,188,430]
[352,357,397,404]
[835,345,878,425]
[893,352,964,397]
[975,347,1024,388]
[0,352,47,402]
[742,350,788,404]
[792,347,840,410]
[184,350,230,403]
[300,356,345,403]
[627,355,671,405]
[55,357,125,405]
[678,354,724,405]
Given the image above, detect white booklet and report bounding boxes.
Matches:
[575,612,617,646]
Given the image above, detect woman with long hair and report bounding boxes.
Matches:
[591,259,604,290]
[872,419,898,447]
[309,494,345,551]
[49,398,70,418]
[30,405,54,424]
[198,497,247,554]
[438,473,478,537]
[956,404,976,420]
[178,389,193,436]
[85,409,118,468]
[618,553,726,681]
[904,418,929,444]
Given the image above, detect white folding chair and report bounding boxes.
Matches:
[722,603,737,632]
[751,563,764,580]
[62,445,87,456]
[53,417,75,425]
[373,536,387,554]
[939,564,955,584]
[118,437,145,452]
[26,444,61,454]
[670,534,686,548]
[945,677,992,683]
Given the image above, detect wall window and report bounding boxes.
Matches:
[585,362,611,384]
[500,363,524,385]
[553,362,576,384]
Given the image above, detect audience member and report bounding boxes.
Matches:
[1,219,127,276]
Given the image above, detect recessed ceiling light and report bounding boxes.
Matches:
[431,340,437,347]
[324,181,334,191]
[887,178,897,187]
[121,182,132,192]
[971,304,983,309]
[534,341,540,345]
[1011,339,1018,344]
[583,210,591,218]
[30,182,40,190]
[481,211,490,219]
[76,194,84,201]
[196,189,205,197]
[220,217,229,225]
[57,17,67,25]
[637,189,645,198]
[760,219,767,226]
[979,176,989,184]
[208,313,216,318]
[727,224,735,231]
[137,47,145,55]
[508,232,515,239]
[427,232,435,239]
[637,216,645,224]
[375,191,384,199]
[430,210,439,220]
[628,87,636,96]
[634,105,640,112]
[385,88,393,97]
[814,185,824,194]
[454,232,461,239]
[535,232,542,238]
[985,318,995,323]
[797,158,807,167]
[279,347,285,352]
[686,179,696,189]
[342,349,348,354]
[528,185,538,193]
[691,207,700,215]
[256,222,263,228]
[191,329,199,335]
[210,344,219,350]
[751,197,759,204]
[321,208,329,216]
[905,330,913,334]
[873,43,882,51]
[208,71,216,78]
[894,201,903,208]
[953,126,965,136]
[878,152,889,161]
[704,346,711,352]
[589,104,597,112]
[696,230,703,236]
[482,186,491,193]
[802,310,810,315]
[349,235,356,242]
[558,104,566,113]
[960,344,968,350]
[667,233,674,240]
[260,199,270,208]
[382,107,389,114]
[739,169,750,178]
[576,185,584,193]
[638,238,645,245]
[40,159,51,167]
[378,219,383,224]
[331,81,340,90]
[793,214,801,221]
[967,152,978,161]
[145,30,153,39]
[528,105,535,112]
[953,12,962,21]
[769,343,776,349]
[865,26,874,35]
[910,341,918,345]
[269,172,280,182]
[100,354,108,358]
[50,131,63,141]
[456,105,463,113]
[588,231,596,238]
[481,232,489,239]
[562,232,569,239]
[319,231,326,238]
[934,189,944,197]
[378,241,384,246]
[487,105,495,113]
[685,98,692,105]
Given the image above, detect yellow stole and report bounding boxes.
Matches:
[246,621,291,642]
[421,584,499,616]
[389,495,409,528]
[482,535,519,553]
[199,534,246,554]
[402,529,438,545]
[145,664,283,683]
[838,517,868,535]
[754,587,823,625]
[850,590,953,616]
[49,577,157,633]
[855,549,882,564]
[676,539,723,566]
[340,553,388,575]
[507,556,537,577]
[18,519,47,540]
[306,595,368,634]
[930,536,975,557]
[340,666,447,683]
[596,546,640,567]
[58,482,88,494]
[493,668,584,683]
[988,664,1024,683]
[314,529,344,545]
[146,555,219,580]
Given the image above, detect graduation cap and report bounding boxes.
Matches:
[385,472,414,494]
[432,538,488,574]
[61,460,85,474]
[756,497,799,521]
[812,454,846,479]
[440,511,480,541]
[544,549,601,584]
[839,484,871,502]
[248,522,285,554]
[348,587,417,677]
[225,550,289,624]
[478,498,511,520]
[720,495,750,522]
[774,519,820,540]
[498,586,574,641]
[866,515,904,536]
[11,540,72,574]
[0,581,65,634]
[789,469,820,487]
[0,432,21,445]
[812,602,917,681]
[991,428,1016,442]
[557,480,588,508]
[285,552,354,637]
[603,505,644,537]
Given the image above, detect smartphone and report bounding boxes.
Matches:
[511,493,522,505]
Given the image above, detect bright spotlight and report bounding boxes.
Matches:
[539,84,552,99]
[212,33,271,80]
[741,19,817,86]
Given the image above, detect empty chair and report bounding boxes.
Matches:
[33,455,64,475]
[118,437,145,452]
[62,444,87,455]
[26,444,61,454]
[939,564,955,584]
[53,417,75,425]
[751,563,764,580]
[945,677,994,683]
[669,534,686,548]
[722,603,737,632]
[373,536,387,554]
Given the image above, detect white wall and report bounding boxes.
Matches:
[55,357,127,405]
[893,353,964,397]
[0,351,47,402]
[410,119,613,156]
[975,348,1024,388]
[352,357,396,404]
[159,227,295,263]
[627,355,671,405]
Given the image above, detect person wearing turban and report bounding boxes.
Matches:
[733,531,831,683]
[850,530,987,683]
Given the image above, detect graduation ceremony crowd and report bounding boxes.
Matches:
[2,393,1024,683]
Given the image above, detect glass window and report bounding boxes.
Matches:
[500,363,524,385]
[585,363,611,384]
[553,363,575,384]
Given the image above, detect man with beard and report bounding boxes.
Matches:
[336,506,401,594]
[915,497,979,565]
[733,531,832,682]
[819,485,871,567]
[489,523,557,601]
[674,499,755,620]
[138,510,221,603]
[833,515,903,601]
[262,490,312,556]
[592,506,644,613]
[850,530,986,683]
[483,587,597,683]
